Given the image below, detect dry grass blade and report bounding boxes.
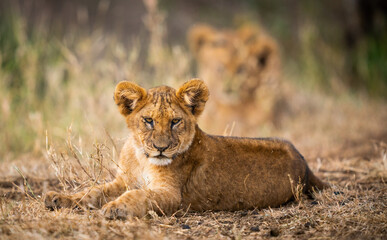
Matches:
[288,175,305,203]
[13,166,38,201]
[67,127,93,180]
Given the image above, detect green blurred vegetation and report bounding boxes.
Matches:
[0,11,125,160]
[0,0,386,160]
[244,0,387,96]
[0,11,61,157]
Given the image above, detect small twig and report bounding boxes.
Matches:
[180,204,191,219]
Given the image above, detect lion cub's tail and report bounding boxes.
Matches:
[305,166,329,193]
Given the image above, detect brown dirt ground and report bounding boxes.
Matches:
[1,141,386,240]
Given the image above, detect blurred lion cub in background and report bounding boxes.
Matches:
[188,24,284,135]
[45,79,327,220]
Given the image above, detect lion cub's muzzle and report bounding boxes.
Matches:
[152,143,170,153]
[145,142,178,166]
[151,143,172,158]
[145,142,177,158]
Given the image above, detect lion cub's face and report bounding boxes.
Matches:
[114,79,209,166]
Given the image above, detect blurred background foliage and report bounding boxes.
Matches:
[0,0,386,160]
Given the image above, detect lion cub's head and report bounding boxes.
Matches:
[114,79,209,166]
[188,24,280,102]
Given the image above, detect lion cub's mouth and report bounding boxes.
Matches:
[144,151,174,166]
[154,154,168,159]
[148,155,173,166]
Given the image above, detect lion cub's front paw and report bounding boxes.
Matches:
[101,201,130,220]
[44,191,74,210]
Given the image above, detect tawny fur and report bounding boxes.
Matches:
[188,24,283,135]
[45,79,327,220]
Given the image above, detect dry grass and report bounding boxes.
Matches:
[0,150,386,239]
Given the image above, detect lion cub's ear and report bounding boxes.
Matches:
[237,24,261,44]
[176,79,209,117]
[114,81,147,116]
[187,24,214,55]
[250,37,277,69]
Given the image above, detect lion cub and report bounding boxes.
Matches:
[188,24,282,135]
[45,79,327,219]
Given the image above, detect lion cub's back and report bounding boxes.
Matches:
[182,136,307,211]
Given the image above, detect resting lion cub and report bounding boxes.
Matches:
[188,24,282,135]
[45,79,327,219]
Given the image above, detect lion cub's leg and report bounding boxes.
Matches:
[101,187,181,219]
[45,176,127,210]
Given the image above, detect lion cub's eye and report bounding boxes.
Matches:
[144,117,153,125]
[171,118,181,127]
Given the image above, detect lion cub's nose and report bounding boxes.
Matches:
[153,143,169,152]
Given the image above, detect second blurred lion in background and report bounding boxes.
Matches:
[188,24,284,136]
